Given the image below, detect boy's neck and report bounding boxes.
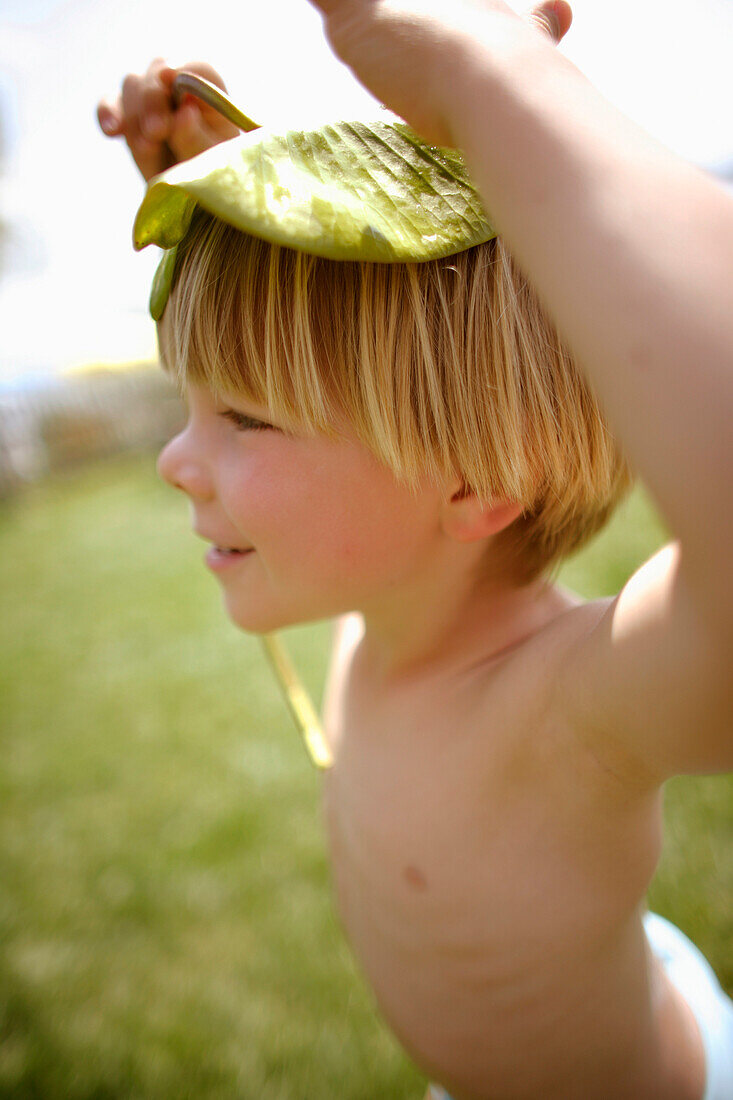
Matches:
[356,555,576,686]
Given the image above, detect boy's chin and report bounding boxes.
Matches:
[220,593,324,635]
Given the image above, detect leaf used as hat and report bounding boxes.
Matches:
[134,116,496,268]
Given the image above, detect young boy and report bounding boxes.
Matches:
[98,2,733,1097]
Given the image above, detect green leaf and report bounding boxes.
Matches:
[134,118,496,264]
[134,185,196,253]
[150,245,178,322]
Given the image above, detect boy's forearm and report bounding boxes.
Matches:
[449,31,733,613]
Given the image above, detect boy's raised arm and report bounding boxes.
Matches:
[311,0,733,780]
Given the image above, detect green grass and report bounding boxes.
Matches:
[1,454,731,1099]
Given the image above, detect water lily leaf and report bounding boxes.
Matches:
[134,117,495,264]
[135,185,197,254]
[150,245,179,321]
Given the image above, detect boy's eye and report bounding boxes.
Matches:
[219,409,274,432]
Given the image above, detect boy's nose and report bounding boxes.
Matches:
[156,430,212,500]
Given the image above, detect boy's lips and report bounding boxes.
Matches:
[194,530,255,571]
[204,545,255,572]
[194,528,253,552]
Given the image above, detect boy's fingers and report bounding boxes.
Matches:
[119,71,170,177]
[170,62,238,139]
[525,0,573,43]
[100,58,234,180]
[158,65,179,91]
[120,71,144,136]
[136,57,178,141]
[129,134,171,181]
[169,101,233,161]
[169,101,209,158]
[97,99,122,136]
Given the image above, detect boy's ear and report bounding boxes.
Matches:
[441,481,524,544]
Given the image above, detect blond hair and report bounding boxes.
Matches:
[163,208,632,582]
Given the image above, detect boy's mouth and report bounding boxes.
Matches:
[205,545,254,572]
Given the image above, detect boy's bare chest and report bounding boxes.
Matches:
[320,639,665,1097]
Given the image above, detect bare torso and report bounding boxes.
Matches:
[320,596,707,1100]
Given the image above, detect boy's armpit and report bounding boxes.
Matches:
[555,542,733,788]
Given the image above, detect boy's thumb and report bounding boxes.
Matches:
[526,0,573,43]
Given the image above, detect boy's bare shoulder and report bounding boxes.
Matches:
[466,583,609,682]
[464,587,653,798]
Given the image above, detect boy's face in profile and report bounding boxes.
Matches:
[157,380,450,633]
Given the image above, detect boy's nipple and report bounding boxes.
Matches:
[403,864,429,891]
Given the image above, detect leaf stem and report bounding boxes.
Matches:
[261,634,333,770]
[173,72,260,134]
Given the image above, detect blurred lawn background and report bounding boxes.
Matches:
[1,453,731,1099]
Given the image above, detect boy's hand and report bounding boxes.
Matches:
[97,59,240,181]
[308,0,572,147]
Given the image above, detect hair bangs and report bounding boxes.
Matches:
[164,209,340,435]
